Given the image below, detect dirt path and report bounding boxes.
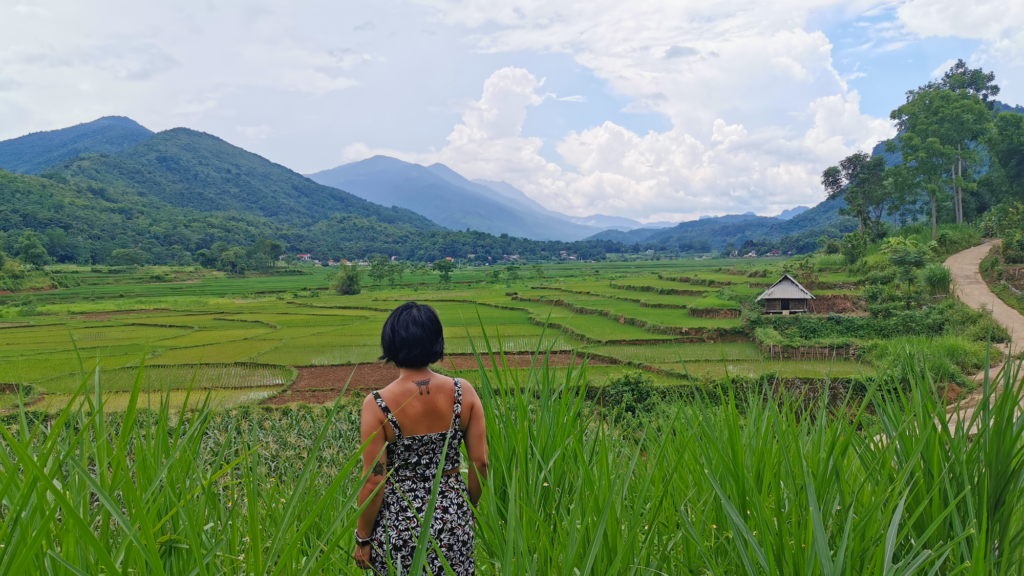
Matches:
[945,239,1023,431]
[947,240,1024,355]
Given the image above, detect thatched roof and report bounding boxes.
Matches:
[755,274,815,301]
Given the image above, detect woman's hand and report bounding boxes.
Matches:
[354,543,372,570]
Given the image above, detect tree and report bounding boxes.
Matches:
[0,250,6,270]
[433,259,455,289]
[386,260,405,288]
[169,245,193,266]
[109,248,149,267]
[881,236,933,307]
[893,77,994,226]
[195,249,218,269]
[15,231,49,267]
[218,247,248,274]
[245,238,283,272]
[922,58,1000,107]
[888,131,954,240]
[504,264,521,287]
[332,265,362,295]
[532,264,544,280]
[368,256,390,290]
[840,230,868,264]
[985,112,1024,202]
[821,152,889,233]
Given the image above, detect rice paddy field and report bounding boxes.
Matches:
[6,256,1024,574]
[0,258,874,411]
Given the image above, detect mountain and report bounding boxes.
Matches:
[588,198,853,253]
[308,156,610,241]
[565,214,642,230]
[48,129,436,229]
[0,168,621,265]
[473,179,656,231]
[777,206,809,220]
[470,179,569,220]
[0,116,153,175]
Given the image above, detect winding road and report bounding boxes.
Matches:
[945,239,1024,356]
[944,239,1024,431]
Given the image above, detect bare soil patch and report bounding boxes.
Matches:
[809,295,861,314]
[264,389,345,406]
[264,353,613,406]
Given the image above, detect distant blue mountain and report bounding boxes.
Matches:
[0,116,153,174]
[777,206,809,220]
[308,156,612,241]
[588,198,854,252]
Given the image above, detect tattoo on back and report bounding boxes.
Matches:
[414,378,431,395]
[372,461,385,476]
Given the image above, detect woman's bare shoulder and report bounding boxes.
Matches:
[456,378,481,403]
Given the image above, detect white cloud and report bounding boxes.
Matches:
[0,1,367,139]
[346,66,894,221]
[558,95,587,102]
[340,0,898,220]
[237,124,272,141]
[895,0,1024,100]
[930,58,957,78]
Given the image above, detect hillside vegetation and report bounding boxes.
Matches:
[0,116,153,175]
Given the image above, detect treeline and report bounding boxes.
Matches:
[825,60,1024,242]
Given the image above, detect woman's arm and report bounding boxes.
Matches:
[354,394,388,568]
[461,382,489,506]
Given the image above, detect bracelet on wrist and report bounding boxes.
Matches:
[355,529,372,546]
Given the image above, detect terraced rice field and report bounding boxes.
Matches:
[1,258,878,411]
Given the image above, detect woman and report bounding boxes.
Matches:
[354,302,489,574]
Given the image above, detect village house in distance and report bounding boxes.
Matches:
[756,274,815,314]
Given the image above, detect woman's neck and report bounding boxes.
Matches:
[398,367,434,381]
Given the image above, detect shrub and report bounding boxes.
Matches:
[866,335,989,385]
[840,230,868,264]
[602,370,655,416]
[1,260,26,280]
[919,262,953,297]
[332,265,362,295]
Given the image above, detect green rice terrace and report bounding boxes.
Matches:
[0,239,1004,412]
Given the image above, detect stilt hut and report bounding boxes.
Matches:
[757,274,814,314]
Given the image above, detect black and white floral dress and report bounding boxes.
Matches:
[368,379,474,575]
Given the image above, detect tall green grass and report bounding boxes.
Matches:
[3,341,1024,573]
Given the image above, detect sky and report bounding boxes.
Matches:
[1,0,1021,223]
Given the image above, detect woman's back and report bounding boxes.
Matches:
[373,375,465,438]
[353,302,488,576]
[372,376,466,479]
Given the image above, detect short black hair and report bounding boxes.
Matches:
[379,302,445,368]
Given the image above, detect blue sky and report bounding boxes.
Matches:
[0,0,1020,222]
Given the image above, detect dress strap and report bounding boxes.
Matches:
[452,379,463,430]
[372,391,402,439]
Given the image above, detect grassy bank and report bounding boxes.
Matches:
[3,343,1024,574]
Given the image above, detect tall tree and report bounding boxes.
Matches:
[925,58,1000,107]
[432,259,455,289]
[898,61,998,224]
[821,152,888,233]
[368,256,390,290]
[985,112,1024,202]
[888,132,953,240]
[15,231,49,268]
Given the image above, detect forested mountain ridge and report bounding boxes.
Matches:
[47,129,438,229]
[0,116,153,175]
[0,168,620,265]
